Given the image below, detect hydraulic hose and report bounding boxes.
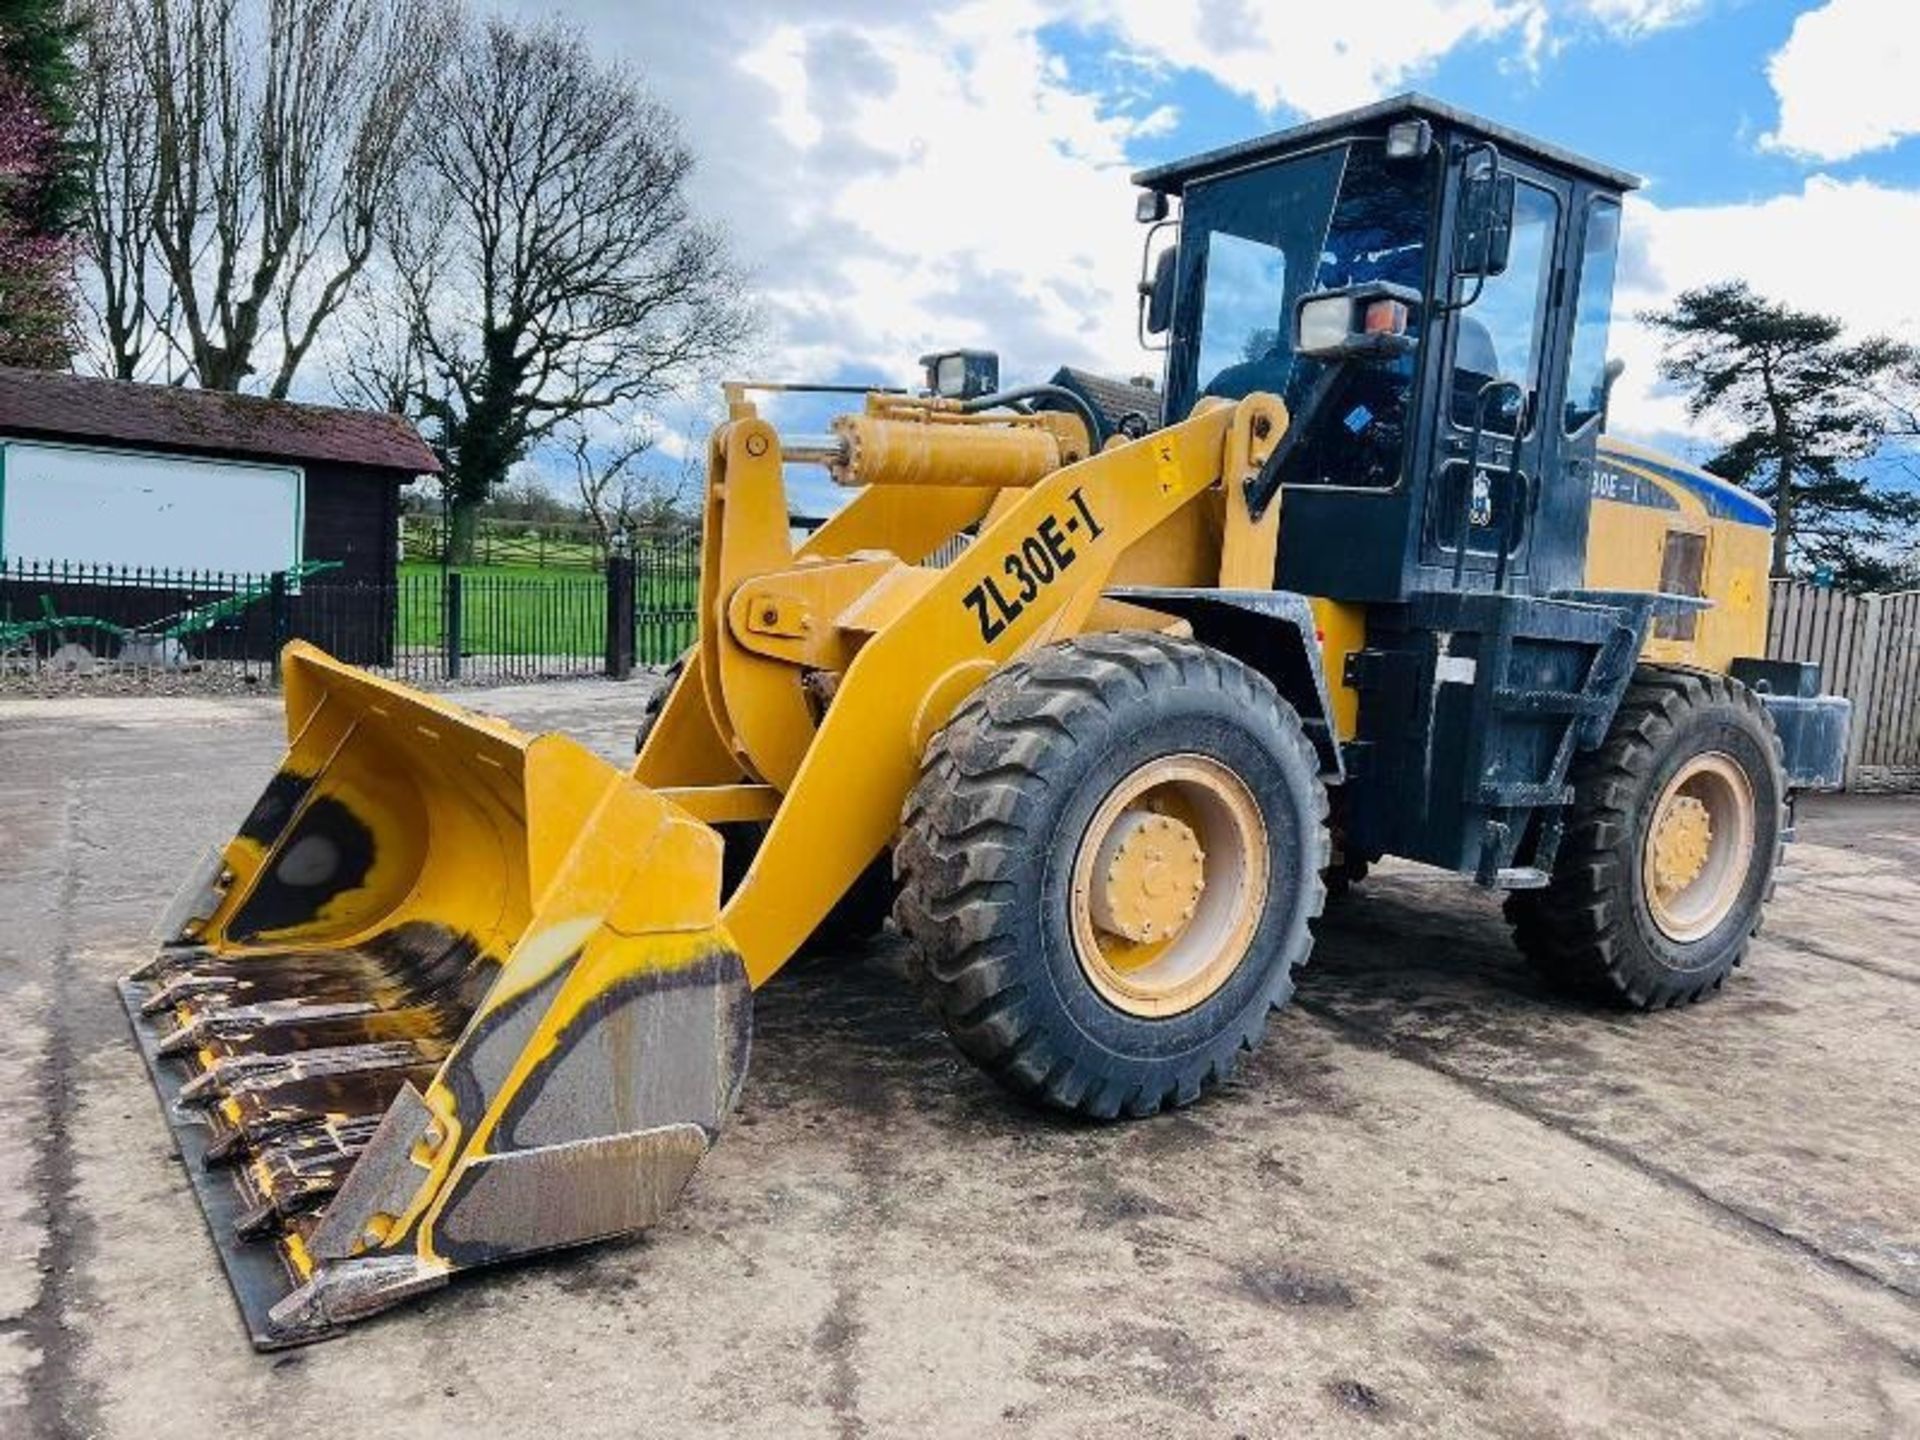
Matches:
[960,384,1106,450]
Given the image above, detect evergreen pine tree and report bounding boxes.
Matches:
[1645,281,1920,588]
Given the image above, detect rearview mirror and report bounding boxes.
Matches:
[1454,168,1515,279]
[1140,245,1177,337]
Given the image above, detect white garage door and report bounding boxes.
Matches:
[1,440,304,574]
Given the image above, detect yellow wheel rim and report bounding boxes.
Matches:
[1642,751,1755,944]
[1069,754,1267,1018]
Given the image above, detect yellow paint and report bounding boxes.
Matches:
[1216,398,1286,590]
[696,415,813,789]
[718,397,1272,984]
[830,408,1085,488]
[172,643,737,1281]
[1583,479,1769,672]
[655,783,781,824]
[1096,811,1206,943]
[727,557,900,670]
[1066,752,1267,1018]
[1309,597,1367,740]
[634,435,999,792]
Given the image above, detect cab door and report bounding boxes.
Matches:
[1425,158,1572,588]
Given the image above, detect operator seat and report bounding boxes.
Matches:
[1451,315,1503,423]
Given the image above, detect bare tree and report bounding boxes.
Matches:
[76,0,447,394]
[75,0,169,379]
[566,418,654,545]
[350,18,749,559]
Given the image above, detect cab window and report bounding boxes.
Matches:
[1449,179,1559,435]
[1563,198,1621,434]
[1184,142,1435,490]
[1279,142,1435,490]
[1193,233,1289,400]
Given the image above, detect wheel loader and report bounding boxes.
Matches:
[121,94,1852,1347]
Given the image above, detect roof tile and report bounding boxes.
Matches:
[0,367,441,475]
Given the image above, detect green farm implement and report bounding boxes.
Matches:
[0,562,341,673]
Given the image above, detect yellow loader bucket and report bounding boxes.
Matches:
[120,643,749,1347]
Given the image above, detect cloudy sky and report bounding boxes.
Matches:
[505,0,1920,514]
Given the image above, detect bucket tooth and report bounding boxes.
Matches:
[175,1066,231,1108]
[229,1115,389,1236]
[135,935,486,1032]
[220,1004,453,1054]
[160,996,463,1062]
[177,1041,444,1110]
[203,1125,254,1167]
[129,944,215,984]
[233,1196,291,1242]
[155,1017,210,1057]
[206,1108,381,1176]
[217,1062,445,1134]
[140,973,234,1016]
[243,1042,439,1093]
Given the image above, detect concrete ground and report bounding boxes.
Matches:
[2,680,1917,1439]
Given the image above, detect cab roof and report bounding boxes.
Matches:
[1131,92,1642,196]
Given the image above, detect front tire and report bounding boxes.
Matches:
[633,657,685,755]
[1506,668,1785,1008]
[894,633,1328,1119]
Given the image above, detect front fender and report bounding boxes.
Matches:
[1106,586,1343,780]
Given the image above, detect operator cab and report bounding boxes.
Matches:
[1133,94,1638,604]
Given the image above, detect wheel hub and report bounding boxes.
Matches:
[1090,811,1206,944]
[1640,751,1757,945]
[1650,793,1713,893]
[1068,754,1268,1018]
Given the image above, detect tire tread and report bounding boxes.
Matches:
[1505,665,1786,1009]
[894,632,1328,1118]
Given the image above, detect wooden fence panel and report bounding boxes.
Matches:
[1862,590,1920,780]
[1768,581,1920,787]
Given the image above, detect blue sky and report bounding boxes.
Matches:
[504,0,1920,515]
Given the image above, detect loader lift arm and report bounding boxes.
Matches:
[642,390,1290,986]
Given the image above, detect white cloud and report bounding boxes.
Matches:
[502,0,1181,401]
[492,0,1725,509]
[1075,0,1520,115]
[509,0,1716,400]
[1132,103,1181,138]
[1609,175,1920,444]
[1763,0,1920,161]
[1074,1,1707,111]
[1580,0,1708,36]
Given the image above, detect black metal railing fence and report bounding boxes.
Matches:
[2,534,700,690]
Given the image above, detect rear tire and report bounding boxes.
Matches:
[1506,668,1785,1008]
[894,632,1327,1119]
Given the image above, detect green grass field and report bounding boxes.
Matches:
[396,560,696,661]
